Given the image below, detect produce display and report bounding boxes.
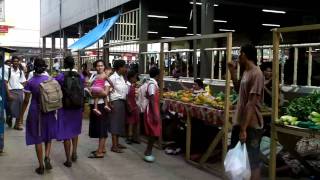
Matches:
[163,90,238,110]
[277,92,320,131]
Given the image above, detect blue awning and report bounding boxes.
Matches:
[69,14,120,51]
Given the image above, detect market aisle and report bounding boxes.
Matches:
[0,120,220,180]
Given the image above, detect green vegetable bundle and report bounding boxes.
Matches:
[285,91,320,121]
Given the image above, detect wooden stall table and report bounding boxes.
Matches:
[162,98,271,176]
[273,125,320,176]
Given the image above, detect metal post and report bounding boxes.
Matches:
[59,0,62,59]
[308,47,312,86]
[218,50,222,80]
[192,0,197,78]
[51,36,56,72]
[211,51,215,79]
[293,47,298,85]
[63,30,68,56]
[42,37,46,58]
[96,0,100,60]
[139,0,148,74]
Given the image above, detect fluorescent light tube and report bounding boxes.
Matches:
[219,29,235,32]
[214,20,227,23]
[169,26,188,29]
[262,9,286,14]
[148,31,158,34]
[262,23,280,27]
[147,15,168,19]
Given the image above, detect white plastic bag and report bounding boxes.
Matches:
[224,141,251,180]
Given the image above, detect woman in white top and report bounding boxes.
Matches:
[108,60,128,153]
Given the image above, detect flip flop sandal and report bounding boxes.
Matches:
[93,109,102,116]
[104,106,112,112]
[111,147,123,153]
[63,161,72,168]
[88,153,104,158]
[35,167,44,175]
[44,157,52,170]
[90,150,106,154]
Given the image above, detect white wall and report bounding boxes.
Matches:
[0,0,41,48]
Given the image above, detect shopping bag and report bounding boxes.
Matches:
[224,141,251,180]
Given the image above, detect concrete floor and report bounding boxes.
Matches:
[0,120,220,180]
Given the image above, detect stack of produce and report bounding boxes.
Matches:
[277,112,320,130]
[163,90,234,110]
[276,92,320,130]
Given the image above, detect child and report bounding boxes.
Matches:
[144,67,161,162]
[126,70,140,144]
[88,67,112,115]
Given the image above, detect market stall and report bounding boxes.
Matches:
[162,90,271,175]
[0,47,16,153]
[269,24,320,180]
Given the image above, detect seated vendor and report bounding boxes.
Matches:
[179,79,205,94]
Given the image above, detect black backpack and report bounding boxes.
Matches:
[62,71,84,109]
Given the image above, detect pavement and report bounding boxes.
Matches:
[0,119,220,180]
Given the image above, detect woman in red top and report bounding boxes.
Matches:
[144,67,161,162]
[126,70,140,144]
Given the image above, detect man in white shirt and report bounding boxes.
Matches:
[53,59,60,72]
[27,70,49,81]
[5,56,26,130]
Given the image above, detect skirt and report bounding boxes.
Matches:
[9,89,24,118]
[89,104,109,138]
[108,100,126,136]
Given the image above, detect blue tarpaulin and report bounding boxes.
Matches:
[69,14,120,51]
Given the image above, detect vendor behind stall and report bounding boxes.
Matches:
[179,78,205,94]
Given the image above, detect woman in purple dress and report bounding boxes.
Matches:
[20,58,57,175]
[55,56,84,167]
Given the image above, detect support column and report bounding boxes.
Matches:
[200,0,214,78]
[51,36,56,72]
[42,37,46,58]
[63,30,68,57]
[192,0,197,78]
[78,23,83,70]
[139,0,148,74]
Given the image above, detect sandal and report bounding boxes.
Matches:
[14,125,23,131]
[88,153,104,158]
[90,150,106,154]
[93,109,102,116]
[111,147,123,153]
[35,167,44,175]
[63,161,72,168]
[104,105,111,112]
[44,157,52,170]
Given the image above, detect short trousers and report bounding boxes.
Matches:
[230,125,263,169]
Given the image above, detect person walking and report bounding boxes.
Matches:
[108,60,128,153]
[126,70,140,144]
[19,58,57,175]
[228,44,264,180]
[143,67,161,162]
[88,60,111,158]
[5,56,26,130]
[55,56,84,167]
